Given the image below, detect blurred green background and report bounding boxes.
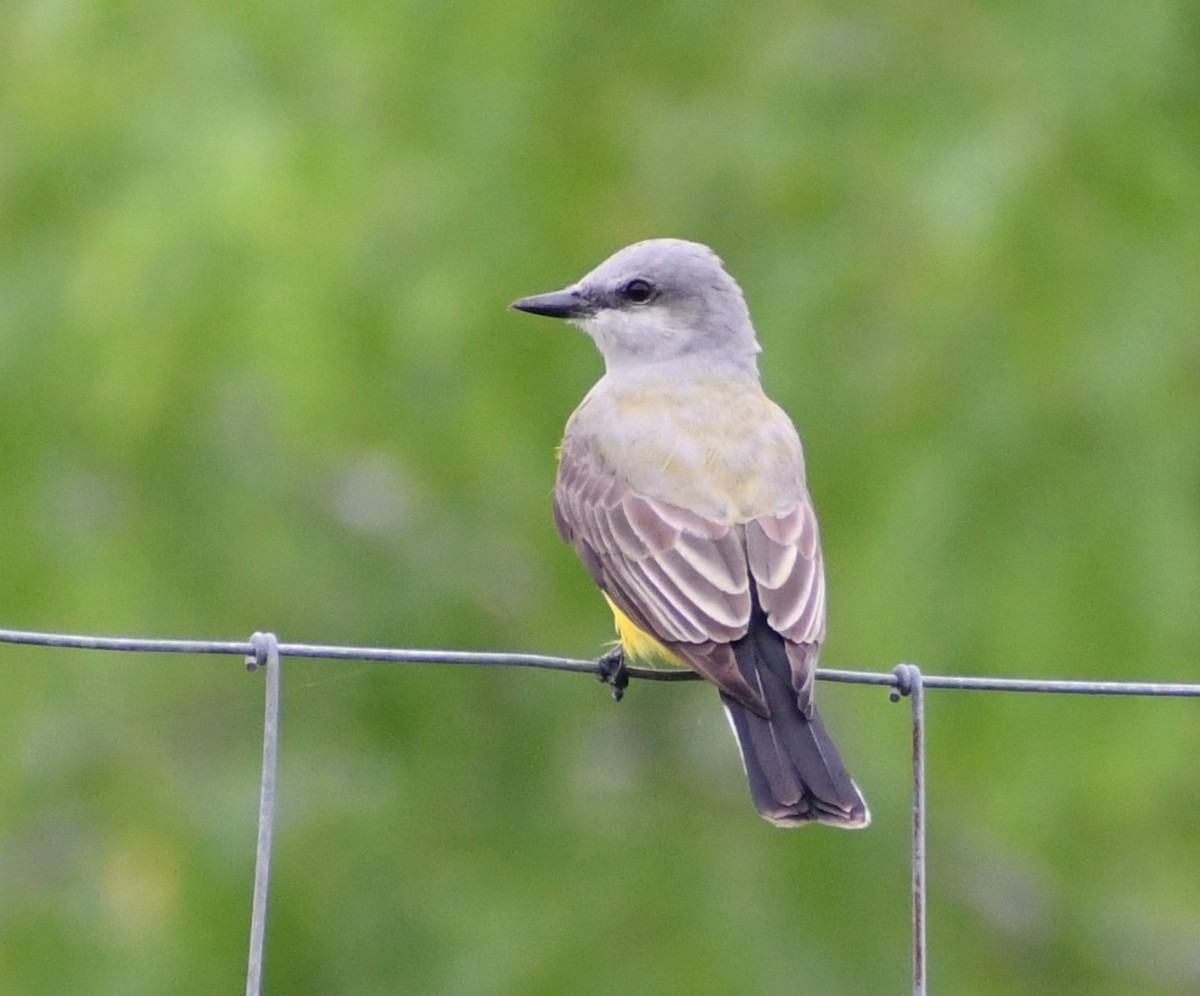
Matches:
[1,0,1198,992]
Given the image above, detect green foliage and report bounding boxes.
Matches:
[1,0,1198,992]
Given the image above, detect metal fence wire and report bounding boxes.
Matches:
[3,626,1199,996]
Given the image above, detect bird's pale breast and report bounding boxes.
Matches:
[564,371,806,523]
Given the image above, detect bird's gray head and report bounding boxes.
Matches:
[512,239,760,374]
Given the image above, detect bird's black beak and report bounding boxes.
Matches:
[511,287,593,319]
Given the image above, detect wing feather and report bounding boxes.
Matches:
[674,529,749,595]
[650,501,730,540]
[745,501,826,649]
[621,493,681,552]
[745,523,797,590]
[641,550,745,635]
[605,504,651,560]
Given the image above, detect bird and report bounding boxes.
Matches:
[512,238,868,828]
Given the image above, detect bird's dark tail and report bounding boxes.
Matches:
[722,616,869,829]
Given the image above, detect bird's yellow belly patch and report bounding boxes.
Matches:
[603,594,687,668]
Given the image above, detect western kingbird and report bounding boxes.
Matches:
[513,238,868,829]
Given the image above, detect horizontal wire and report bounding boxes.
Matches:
[4,624,1196,996]
[2,626,1198,696]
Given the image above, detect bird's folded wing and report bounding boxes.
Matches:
[555,442,826,715]
[744,504,826,714]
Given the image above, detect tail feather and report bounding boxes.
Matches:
[723,614,869,829]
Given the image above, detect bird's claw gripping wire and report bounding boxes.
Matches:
[595,646,629,702]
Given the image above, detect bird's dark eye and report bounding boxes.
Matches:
[620,278,656,304]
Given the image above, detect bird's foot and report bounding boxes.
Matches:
[595,646,629,702]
